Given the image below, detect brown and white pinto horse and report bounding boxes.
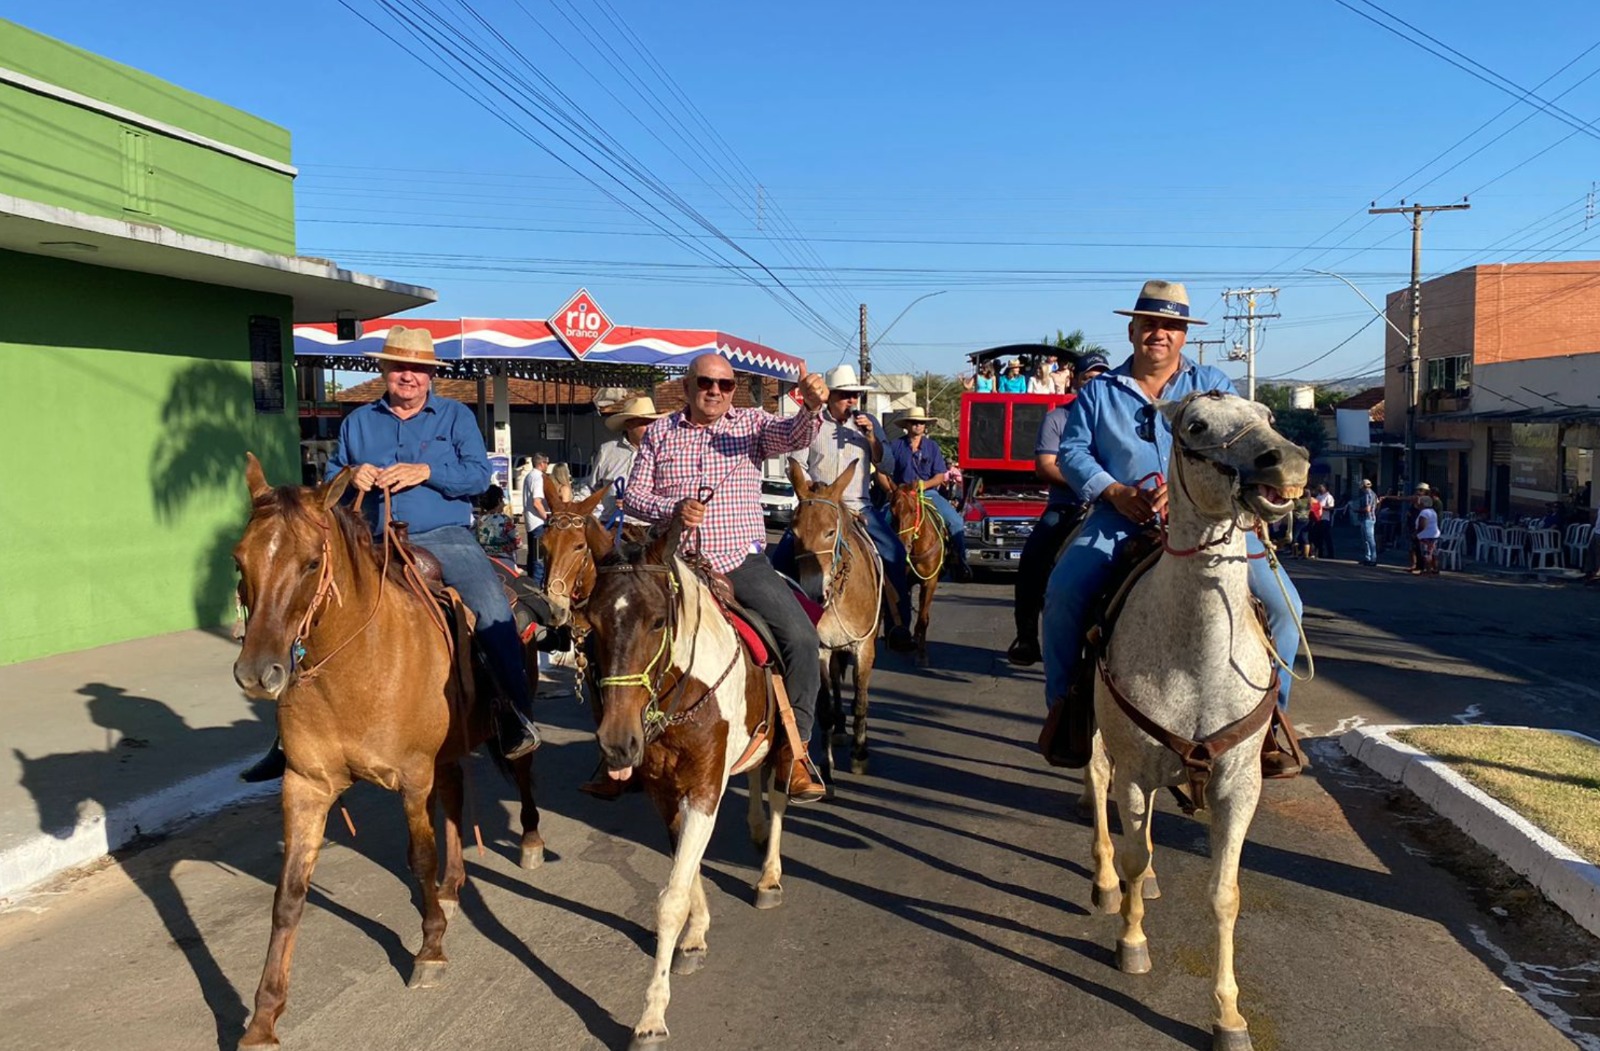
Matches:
[787,458,880,782]
[584,523,787,1050]
[230,454,542,1050]
[886,481,945,667]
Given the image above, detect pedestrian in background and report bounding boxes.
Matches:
[1026,357,1055,394]
[1354,478,1378,565]
[1292,492,1313,558]
[1313,483,1336,559]
[997,359,1028,393]
[521,451,550,584]
[473,484,519,561]
[1415,495,1441,575]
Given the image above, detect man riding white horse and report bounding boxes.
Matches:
[769,364,916,653]
[1042,281,1305,771]
[624,352,831,802]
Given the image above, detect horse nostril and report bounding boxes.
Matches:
[259,663,288,694]
[1254,450,1282,471]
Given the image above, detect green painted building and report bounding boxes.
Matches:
[0,20,435,664]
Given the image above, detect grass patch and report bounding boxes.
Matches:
[1393,726,1600,864]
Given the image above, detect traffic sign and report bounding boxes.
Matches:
[549,288,614,358]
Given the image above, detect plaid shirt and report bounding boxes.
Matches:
[626,406,822,572]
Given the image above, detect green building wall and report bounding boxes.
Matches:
[0,249,301,664]
[0,19,296,254]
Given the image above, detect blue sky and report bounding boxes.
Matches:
[13,0,1600,385]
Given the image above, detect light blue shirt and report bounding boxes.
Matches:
[326,391,492,535]
[1058,354,1236,504]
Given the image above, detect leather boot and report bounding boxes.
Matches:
[240,739,286,783]
[494,693,542,762]
[1007,636,1042,666]
[774,741,826,804]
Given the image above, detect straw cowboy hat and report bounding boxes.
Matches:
[822,363,873,394]
[365,325,441,365]
[1114,279,1209,326]
[894,404,942,428]
[603,394,669,431]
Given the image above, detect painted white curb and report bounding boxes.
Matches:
[1340,725,1600,940]
[0,759,278,904]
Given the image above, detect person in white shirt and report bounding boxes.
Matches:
[1414,491,1441,575]
[575,395,667,526]
[521,451,550,583]
[1026,356,1056,394]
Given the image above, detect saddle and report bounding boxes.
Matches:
[1038,530,1306,800]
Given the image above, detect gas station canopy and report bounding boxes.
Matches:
[294,317,806,381]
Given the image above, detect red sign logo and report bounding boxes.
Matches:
[549,288,614,358]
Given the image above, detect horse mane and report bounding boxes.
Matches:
[250,485,377,571]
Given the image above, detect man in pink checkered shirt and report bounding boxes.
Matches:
[626,352,831,802]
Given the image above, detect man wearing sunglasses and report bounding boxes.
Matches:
[625,352,833,801]
[1040,282,1304,743]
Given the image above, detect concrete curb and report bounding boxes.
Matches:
[0,759,276,904]
[1340,725,1600,940]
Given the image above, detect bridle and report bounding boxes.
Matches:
[1158,392,1274,560]
[542,509,598,608]
[794,492,881,644]
[893,483,946,582]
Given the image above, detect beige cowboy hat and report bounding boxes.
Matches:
[593,386,636,415]
[1114,279,1209,326]
[1415,482,1432,493]
[894,404,941,428]
[365,325,441,365]
[603,394,669,431]
[822,363,873,394]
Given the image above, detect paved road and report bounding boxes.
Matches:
[2,558,1598,1051]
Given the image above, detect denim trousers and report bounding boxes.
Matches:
[1360,518,1377,563]
[523,525,546,586]
[769,507,912,628]
[1014,504,1085,641]
[411,525,532,708]
[904,489,968,560]
[1041,505,1303,711]
[726,554,820,741]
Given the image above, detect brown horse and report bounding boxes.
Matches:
[787,458,880,782]
[231,454,542,1050]
[887,481,945,667]
[541,484,614,630]
[584,522,788,1049]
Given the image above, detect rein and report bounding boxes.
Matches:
[896,485,947,582]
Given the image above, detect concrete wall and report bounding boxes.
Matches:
[0,250,300,664]
[1472,355,1600,413]
[0,19,295,254]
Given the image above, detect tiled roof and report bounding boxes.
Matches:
[1334,386,1385,421]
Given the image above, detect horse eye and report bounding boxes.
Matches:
[651,616,666,631]
[305,558,322,573]
[1188,420,1208,435]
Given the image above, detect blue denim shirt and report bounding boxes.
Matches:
[326,391,492,535]
[884,435,948,486]
[1058,354,1236,503]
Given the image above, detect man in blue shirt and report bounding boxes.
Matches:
[1043,281,1303,717]
[1007,352,1110,666]
[242,327,540,782]
[881,405,972,582]
[1354,478,1379,565]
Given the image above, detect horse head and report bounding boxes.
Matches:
[586,520,695,777]
[1160,391,1309,526]
[232,452,367,699]
[787,458,858,603]
[542,483,612,627]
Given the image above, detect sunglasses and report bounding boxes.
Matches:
[1136,403,1157,444]
[695,376,737,393]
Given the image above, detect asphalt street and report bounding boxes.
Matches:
[2,555,1598,1051]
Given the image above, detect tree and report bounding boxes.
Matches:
[1042,328,1107,359]
[1270,407,1326,460]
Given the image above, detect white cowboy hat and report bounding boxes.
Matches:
[894,404,941,428]
[1114,279,1209,326]
[364,325,441,365]
[822,363,873,394]
[1362,478,1373,487]
[603,394,669,431]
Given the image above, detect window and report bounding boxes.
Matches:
[1425,354,1472,393]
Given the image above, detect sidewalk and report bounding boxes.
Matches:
[0,629,275,902]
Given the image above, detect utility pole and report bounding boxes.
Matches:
[858,303,870,380]
[1368,201,1471,487]
[1188,336,1226,367]
[1222,288,1280,401]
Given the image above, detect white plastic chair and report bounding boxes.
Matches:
[1472,523,1506,565]
[1564,523,1592,567]
[1435,529,1466,571]
[1502,526,1528,567]
[1529,529,1562,571]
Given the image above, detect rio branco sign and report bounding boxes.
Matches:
[549,288,615,359]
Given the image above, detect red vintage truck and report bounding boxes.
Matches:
[956,347,1076,572]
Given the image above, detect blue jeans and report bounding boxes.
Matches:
[411,525,532,708]
[1360,518,1377,563]
[1041,505,1303,711]
[769,508,912,629]
[1014,504,1085,642]
[523,525,546,587]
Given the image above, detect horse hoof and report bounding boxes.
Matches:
[408,959,447,989]
[1116,940,1152,975]
[824,783,836,800]
[1141,875,1161,900]
[915,654,929,669]
[1212,1025,1254,1051]
[850,757,868,775]
[628,1028,669,1051]
[754,885,784,910]
[439,898,458,920]
[238,1035,279,1051]
[1090,884,1123,914]
[520,843,545,870]
[671,946,707,976]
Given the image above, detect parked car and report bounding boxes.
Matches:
[760,478,797,528]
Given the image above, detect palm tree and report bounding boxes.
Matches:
[1043,328,1106,360]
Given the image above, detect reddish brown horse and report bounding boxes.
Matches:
[887,481,945,667]
[540,484,614,631]
[231,454,542,1050]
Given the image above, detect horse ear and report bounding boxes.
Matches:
[829,459,859,497]
[244,452,271,498]
[546,484,569,514]
[786,457,810,495]
[1156,398,1185,425]
[648,519,683,565]
[574,483,609,517]
[320,467,353,510]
